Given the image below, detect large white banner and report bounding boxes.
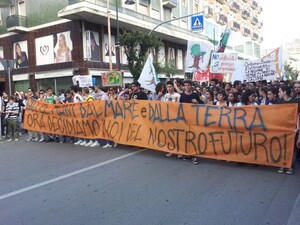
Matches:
[185,41,211,73]
[210,53,237,73]
[232,59,277,82]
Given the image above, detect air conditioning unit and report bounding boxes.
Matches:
[216,13,227,25]
[204,6,213,18]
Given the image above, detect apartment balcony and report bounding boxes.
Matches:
[230,21,240,31]
[204,6,213,18]
[258,6,263,14]
[242,27,251,36]
[242,0,248,2]
[216,13,228,25]
[251,0,258,9]
[258,21,263,28]
[230,1,240,13]
[6,15,28,33]
[259,36,263,43]
[251,16,258,25]
[241,9,250,19]
[216,0,227,4]
[162,0,178,9]
[251,32,258,41]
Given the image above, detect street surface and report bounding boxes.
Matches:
[0,137,300,225]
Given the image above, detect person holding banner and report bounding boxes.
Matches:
[227,91,239,107]
[277,84,299,175]
[267,87,280,105]
[215,89,227,106]
[44,87,59,142]
[130,81,148,100]
[180,80,203,165]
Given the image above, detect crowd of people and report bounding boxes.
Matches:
[1,78,300,175]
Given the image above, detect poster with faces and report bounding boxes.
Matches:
[83,30,100,61]
[0,46,4,70]
[103,34,116,63]
[54,31,73,63]
[13,40,29,68]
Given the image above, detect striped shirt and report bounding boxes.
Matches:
[5,102,19,119]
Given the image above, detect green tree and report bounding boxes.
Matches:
[154,62,178,78]
[284,64,298,80]
[119,31,162,81]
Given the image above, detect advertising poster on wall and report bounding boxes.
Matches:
[0,46,4,70]
[103,34,116,63]
[35,31,73,66]
[54,31,73,63]
[13,40,29,68]
[83,30,100,61]
[35,35,55,66]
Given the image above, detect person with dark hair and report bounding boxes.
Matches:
[204,89,215,105]
[224,82,232,95]
[257,87,269,105]
[173,78,184,94]
[5,96,20,142]
[227,91,238,106]
[130,81,148,100]
[90,32,100,61]
[277,84,300,175]
[164,80,181,102]
[293,81,300,100]
[25,88,39,142]
[216,89,227,106]
[180,80,203,165]
[153,82,166,101]
[267,87,280,105]
[237,89,257,106]
[233,80,242,101]
[210,78,218,87]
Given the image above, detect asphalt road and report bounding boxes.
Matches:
[0,137,300,225]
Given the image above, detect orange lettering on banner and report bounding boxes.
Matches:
[24,98,298,168]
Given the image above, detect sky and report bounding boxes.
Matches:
[260,0,300,50]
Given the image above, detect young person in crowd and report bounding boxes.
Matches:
[5,96,20,142]
[130,81,148,100]
[237,89,257,106]
[216,89,227,106]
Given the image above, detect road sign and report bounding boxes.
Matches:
[191,14,204,32]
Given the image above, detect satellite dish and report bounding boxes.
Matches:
[0,0,11,8]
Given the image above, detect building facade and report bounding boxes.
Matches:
[0,0,263,94]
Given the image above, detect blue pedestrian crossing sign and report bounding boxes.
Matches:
[191,14,204,32]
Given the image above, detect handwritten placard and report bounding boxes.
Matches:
[210,53,237,73]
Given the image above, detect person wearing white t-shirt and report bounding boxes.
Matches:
[71,85,85,145]
[164,81,181,158]
[164,81,181,102]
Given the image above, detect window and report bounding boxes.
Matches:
[0,11,2,25]
[9,4,15,16]
[18,0,26,16]
[139,0,150,6]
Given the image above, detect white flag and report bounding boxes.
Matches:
[138,53,160,93]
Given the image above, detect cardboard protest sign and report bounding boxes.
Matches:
[24,98,298,168]
[233,59,277,82]
[101,71,122,86]
[210,53,237,73]
[72,75,93,87]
